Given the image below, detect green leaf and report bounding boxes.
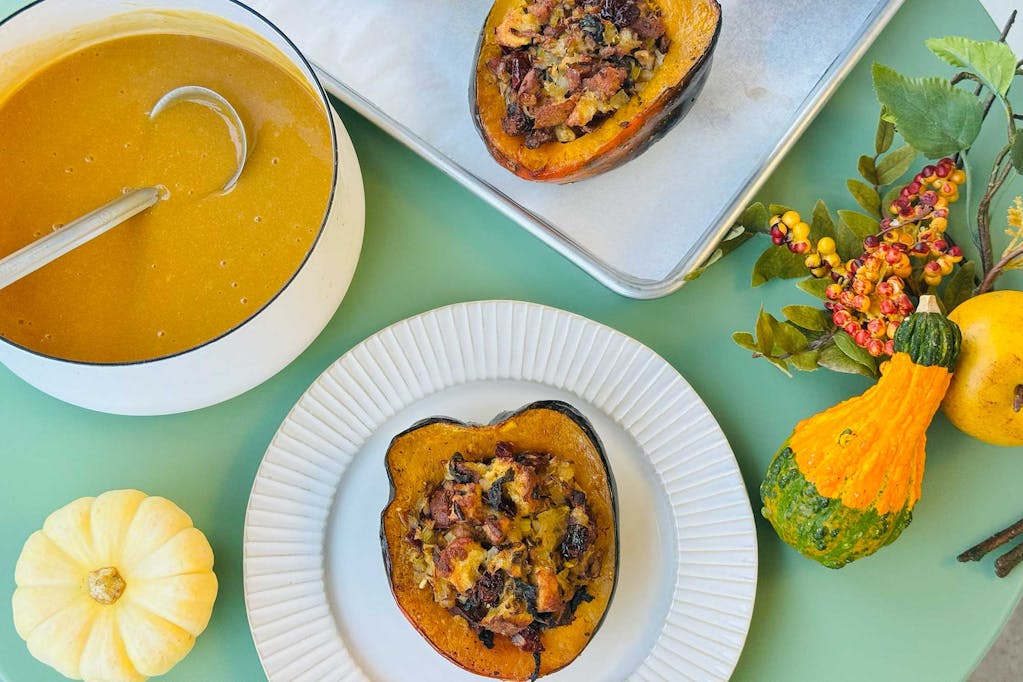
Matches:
[722,225,744,241]
[721,228,754,253]
[684,249,721,281]
[782,305,829,331]
[833,331,879,377]
[942,259,976,311]
[1011,130,1023,174]
[846,179,881,216]
[858,155,878,184]
[732,331,759,352]
[686,227,755,280]
[837,210,878,259]
[751,245,807,286]
[810,199,836,241]
[755,308,775,356]
[797,277,831,300]
[765,355,793,377]
[737,202,770,233]
[700,245,725,270]
[876,145,918,185]
[790,349,821,372]
[875,110,895,154]
[768,204,793,218]
[925,36,1017,97]
[872,63,984,158]
[818,344,876,377]
[772,321,809,355]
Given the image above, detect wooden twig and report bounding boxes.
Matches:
[996,543,1023,577]
[958,516,1023,562]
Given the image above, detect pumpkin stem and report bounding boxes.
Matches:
[87,567,125,605]
[1014,384,1023,413]
[916,294,941,314]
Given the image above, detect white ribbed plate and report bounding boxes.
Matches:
[243,301,757,681]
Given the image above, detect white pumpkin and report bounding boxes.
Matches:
[12,489,218,681]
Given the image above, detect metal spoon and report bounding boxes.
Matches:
[150,86,247,193]
[0,86,247,290]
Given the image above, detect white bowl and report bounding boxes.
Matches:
[0,0,365,416]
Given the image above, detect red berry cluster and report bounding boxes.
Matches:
[769,211,811,252]
[886,157,965,287]
[770,157,966,358]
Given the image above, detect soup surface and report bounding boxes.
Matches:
[0,30,333,363]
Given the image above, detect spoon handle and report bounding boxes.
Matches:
[0,187,160,289]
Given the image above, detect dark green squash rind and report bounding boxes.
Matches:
[760,446,913,569]
[893,311,961,369]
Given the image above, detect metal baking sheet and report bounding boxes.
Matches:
[247,0,905,298]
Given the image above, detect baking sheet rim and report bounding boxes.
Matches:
[312,0,905,299]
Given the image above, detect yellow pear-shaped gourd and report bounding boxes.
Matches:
[12,490,218,681]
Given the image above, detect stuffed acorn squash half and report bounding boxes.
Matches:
[380,401,618,681]
[472,0,721,182]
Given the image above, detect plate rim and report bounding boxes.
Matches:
[242,299,758,681]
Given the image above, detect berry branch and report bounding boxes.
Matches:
[732,20,1023,377]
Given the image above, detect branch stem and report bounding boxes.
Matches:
[751,326,837,362]
[976,144,1014,277]
[996,543,1023,578]
[959,516,1023,562]
[978,242,1023,293]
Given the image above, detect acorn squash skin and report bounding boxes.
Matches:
[380,401,618,681]
[471,0,722,183]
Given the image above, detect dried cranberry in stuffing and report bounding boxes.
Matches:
[474,571,505,607]
[504,50,532,90]
[501,108,531,137]
[560,521,595,560]
[599,0,639,27]
[524,128,556,149]
[510,625,545,652]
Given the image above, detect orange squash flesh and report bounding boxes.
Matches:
[381,402,617,681]
[789,352,952,515]
[472,0,722,183]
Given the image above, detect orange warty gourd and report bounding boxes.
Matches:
[761,295,961,568]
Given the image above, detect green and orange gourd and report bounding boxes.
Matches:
[761,295,961,568]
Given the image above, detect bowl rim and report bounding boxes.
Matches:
[0,0,340,368]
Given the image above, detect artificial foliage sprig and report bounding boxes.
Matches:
[732,17,1023,377]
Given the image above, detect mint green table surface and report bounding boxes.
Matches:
[2,0,1022,680]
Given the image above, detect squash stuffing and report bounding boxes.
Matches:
[472,0,721,182]
[381,401,617,681]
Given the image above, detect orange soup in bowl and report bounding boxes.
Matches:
[0,22,334,363]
